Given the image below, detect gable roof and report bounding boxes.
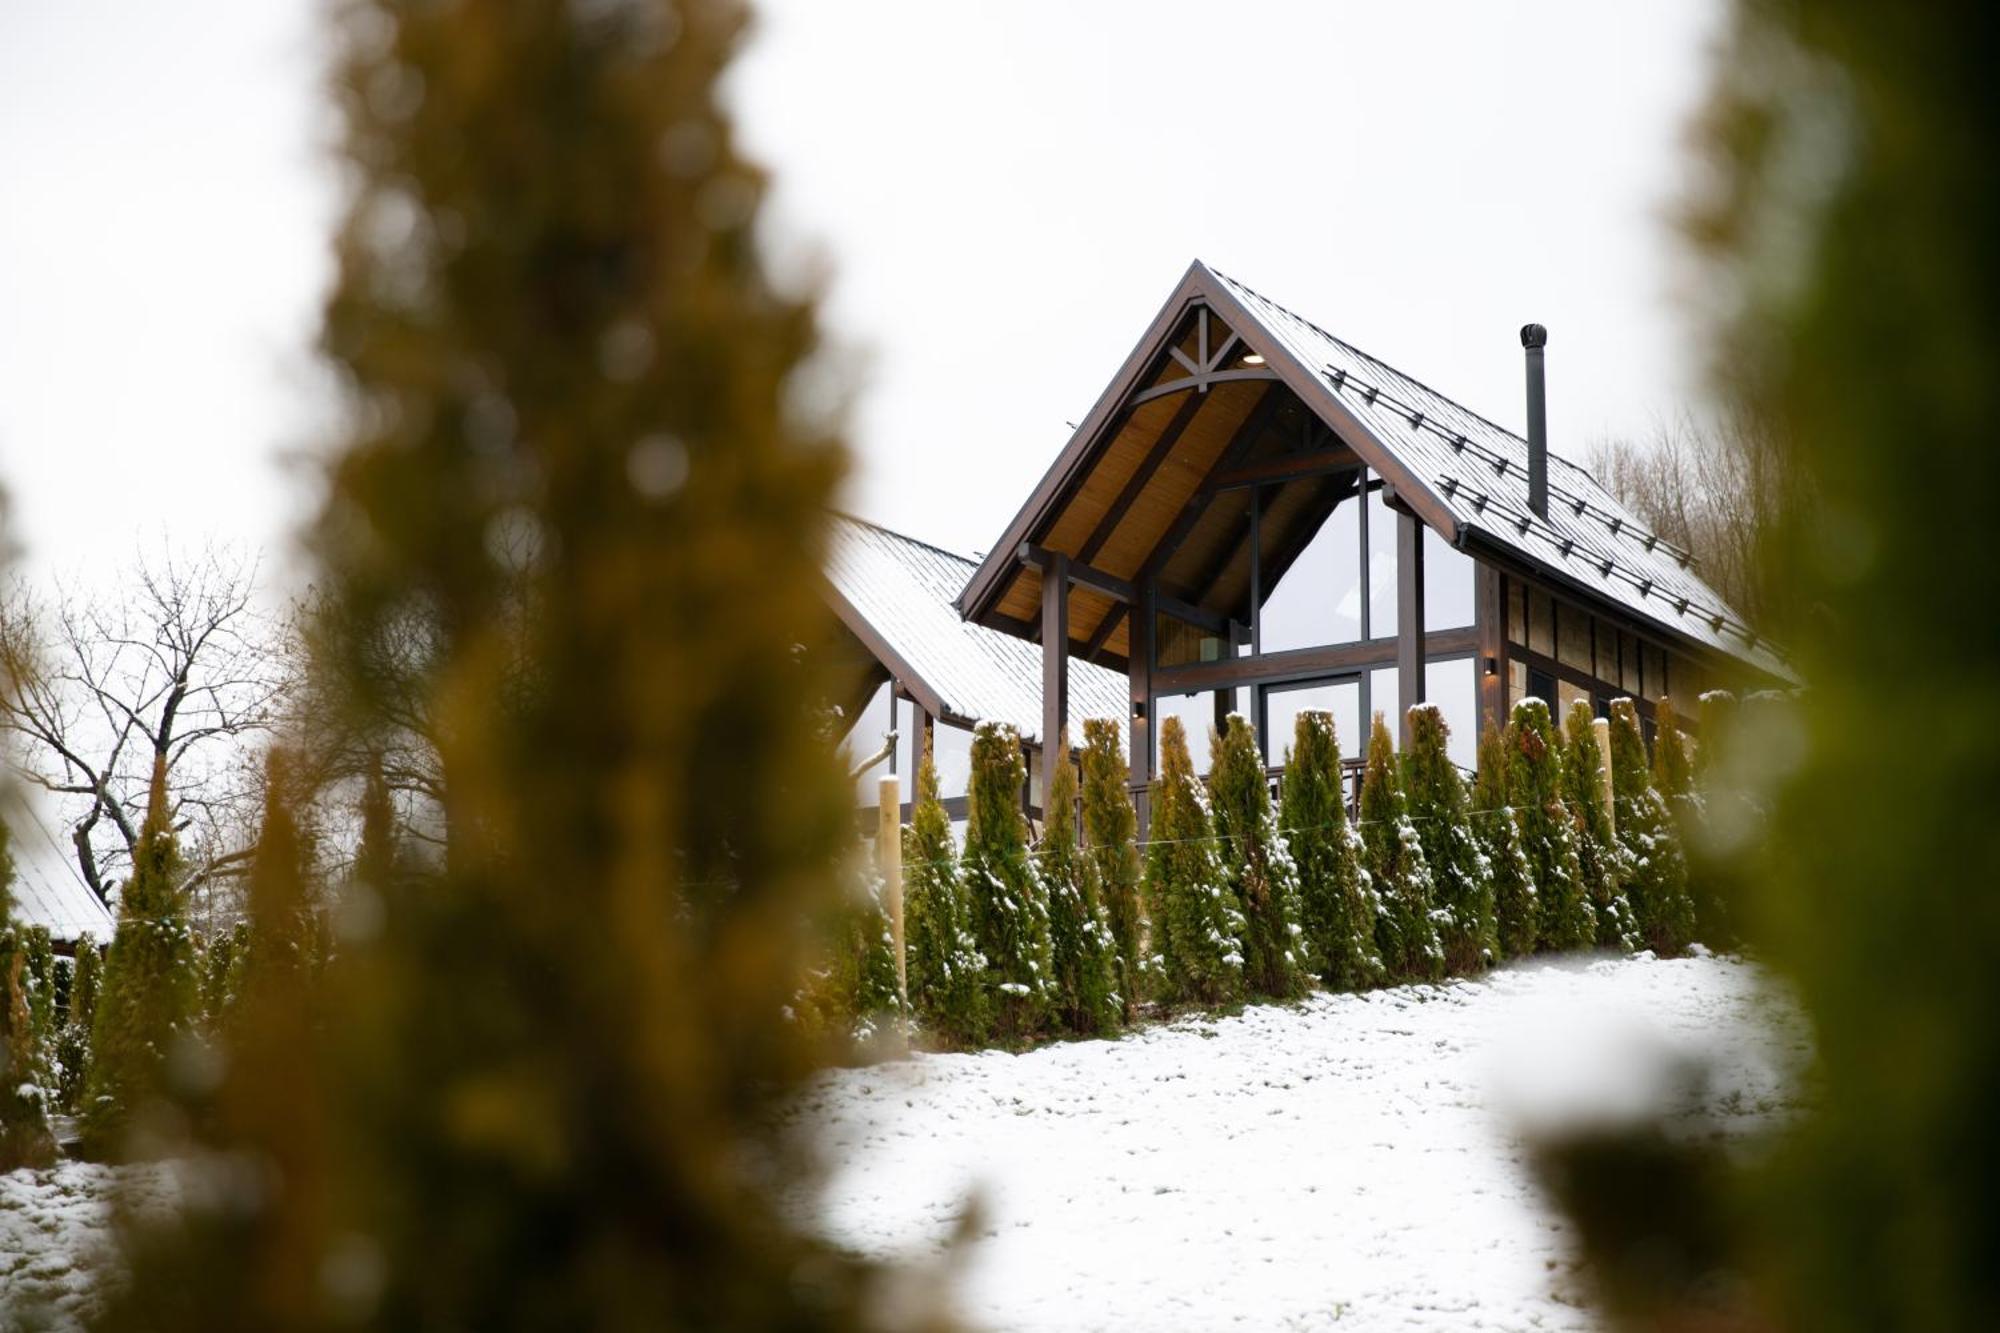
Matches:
[4,805,115,942]
[824,515,1131,747]
[958,259,1792,684]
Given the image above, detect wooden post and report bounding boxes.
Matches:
[1040,553,1071,816]
[1396,507,1426,749]
[1476,564,1507,739]
[877,775,905,1015]
[1592,718,1616,834]
[1128,578,1155,839]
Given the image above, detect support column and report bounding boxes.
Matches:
[1475,564,1507,740]
[1040,553,1071,815]
[1128,579,1155,839]
[1396,508,1426,749]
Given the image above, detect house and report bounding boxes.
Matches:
[950,260,1793,814]
[823,513,1128,823]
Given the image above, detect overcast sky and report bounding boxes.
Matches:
[2,0,1726,584]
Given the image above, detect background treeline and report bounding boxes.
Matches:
[809,687,1758,1054]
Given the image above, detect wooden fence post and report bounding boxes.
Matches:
[877,775,905,1015]
[1592,717,1616,834]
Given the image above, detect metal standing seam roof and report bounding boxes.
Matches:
[4,846,115,943]
[1206,265,1794,683]
[826,515,1131,749]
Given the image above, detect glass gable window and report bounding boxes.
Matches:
[1258,490,1361,653]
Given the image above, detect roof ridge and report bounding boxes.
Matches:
[1208,266,1525,443]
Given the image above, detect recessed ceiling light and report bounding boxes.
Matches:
[1242,353,1265,366]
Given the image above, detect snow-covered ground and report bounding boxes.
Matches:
[3,954,1805,1332]
[792,953,1807,1332]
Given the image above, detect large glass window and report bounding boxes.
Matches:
[1153,691,1220,774]
[1259,493,1362,653]
[1423,526,1475,631]
[1368,665,1400,740]
[1527,587,1555,657]
[1366,476,1397,635]
[1424,657,1479,770]
[1558,602,1592,672]
[932,721,973,799]
[1265,677,1361,765]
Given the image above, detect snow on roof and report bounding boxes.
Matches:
[826,515,1130,748]
[6,859,113,944]
[1209,265,1794,683]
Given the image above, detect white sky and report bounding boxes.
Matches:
[1,0,1726,583]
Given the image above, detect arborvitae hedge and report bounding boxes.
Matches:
[1039,732,1122,1035]
[1562,701,1638,952]
[1669,695,1735,948]
[1282,710,1380,990]
[1403,704,1497,974]
[963,722,1054,1039]
[56,933,101,1115]
[81,769,199,1160]
[1508,699,1595,953]
[1474,724,1539,960]
[1360,714,1443,983]
[2,901,56,1170]
[1609,699,1695,957]
[1080,718,1144,1017]
[903,735,987,1046]
[1145,716,1245,1006]
[1210,714,1309,1000]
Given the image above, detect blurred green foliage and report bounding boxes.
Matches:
[1546,1,2000,1326]
[89,0,926,1324]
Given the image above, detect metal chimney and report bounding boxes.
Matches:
[1521,323,1549,520]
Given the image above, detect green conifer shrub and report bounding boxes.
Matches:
[962,722,1053,1039]
[20,924,58,1059]
[1608,699,1696,956]
[93,0,908,1319]
[1281,709,1380,990]
[1666,695,1735,948]
[1080,718,1145,1016]
[1474,724,1539,959]
[1403,704,1497,974]
[1508,699,1594,953]
[1038,732,1122,1035]
[1145,716,1245,1006]
[55,933,101,1115]
[1359,714,1443,983]
[81,764,199,1160]
[198,922,251,1027]
[902,734,987,1046]
[1562,701,1638,951]
[1209,714,1310,999]
[2,858,56,1168]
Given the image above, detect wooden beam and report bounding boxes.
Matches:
[1397,509,1426,748]
[1153,590,1229,636]
[1205,445,1362,492]
[1040,551,1070,813]
[1128,581,1155,839]
[1018,543,1135,605]
[1077,388,1210,564]
[1130,367,1280,406]
[1153,627,1479,694]
[1082,603,1127,662]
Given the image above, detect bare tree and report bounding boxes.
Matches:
[1586,406,1807,638]
[0,548,286,911]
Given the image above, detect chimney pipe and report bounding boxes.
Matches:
[1521,323,1549,520]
